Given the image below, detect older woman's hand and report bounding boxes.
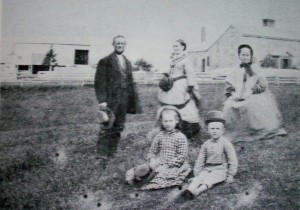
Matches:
[230,92,240,101]
[240,91,252,100]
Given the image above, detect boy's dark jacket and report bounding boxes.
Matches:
[94,53,142,114]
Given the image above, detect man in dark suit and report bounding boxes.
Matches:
[94,35,140,160]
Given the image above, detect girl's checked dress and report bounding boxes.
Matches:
[141,130,191,190]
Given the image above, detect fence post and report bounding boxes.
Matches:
[276,76,280,85]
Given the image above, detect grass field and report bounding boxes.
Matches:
[0,84,299,210]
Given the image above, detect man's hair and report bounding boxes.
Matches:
[112,35,126,44]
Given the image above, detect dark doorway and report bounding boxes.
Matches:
[32,65,49,74]
[281,59,291,69]
[202,59,206,72]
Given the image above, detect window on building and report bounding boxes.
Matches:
[207,56,210,67]
[74,50,89,65]
[18,65,29,71]
[281,59,292,69]
[271,56,280,68]
[202,59,206,72]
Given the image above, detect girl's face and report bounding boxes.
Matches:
[207,122,224,140]
[173,42,184,54]
[161,111,178,131]
[239,48,252,64]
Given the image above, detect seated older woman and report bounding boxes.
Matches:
[223,44,287,140]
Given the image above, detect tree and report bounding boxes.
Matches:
[260,54,277,68]
[42,47,58,71]
[134,58,153,71]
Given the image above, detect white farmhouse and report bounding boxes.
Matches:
[14,43,92,75]
[190,19,300,72]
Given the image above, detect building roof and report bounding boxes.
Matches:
[239,26,300,42]
[191,24,300,52]
[16,43,90,46]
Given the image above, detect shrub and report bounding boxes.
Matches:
[134,58,153,71]
[260,54,277,68]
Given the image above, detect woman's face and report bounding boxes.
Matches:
[239,48,252,64]
[173,42,184,54]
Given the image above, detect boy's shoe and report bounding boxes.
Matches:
[174,189,195,203]
[181,189,195,200]
[95,156,109,169]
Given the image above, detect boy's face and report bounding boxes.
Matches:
[207,122,224,140]
[161,111,178,131]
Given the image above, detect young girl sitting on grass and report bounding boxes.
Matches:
[125,106,191,190]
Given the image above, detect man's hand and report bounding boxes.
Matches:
[99,102,108,111]
[225,176,234,184]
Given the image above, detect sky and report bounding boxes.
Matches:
[1,0,300,70]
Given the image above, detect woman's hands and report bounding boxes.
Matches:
[230,91,252,101]
[239,91,252,100]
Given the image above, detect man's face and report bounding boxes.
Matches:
[113,37,126,54]
[207,122,224,140]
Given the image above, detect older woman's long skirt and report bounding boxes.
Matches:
[223,90,286,139]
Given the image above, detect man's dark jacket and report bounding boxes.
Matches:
[94,53,141,114]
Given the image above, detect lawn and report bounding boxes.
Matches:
[0,84,299,210]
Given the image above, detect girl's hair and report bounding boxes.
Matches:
[158,109,181,130]
[238,44,253,56]
[175,39,187,51]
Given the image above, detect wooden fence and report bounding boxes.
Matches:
[1,71,300,86]
[134,72,300,85]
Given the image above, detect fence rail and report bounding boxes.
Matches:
[1,72,300,86]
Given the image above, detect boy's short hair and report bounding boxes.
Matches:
[205,110,226,125]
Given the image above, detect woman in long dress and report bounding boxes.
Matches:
[158,39,201,139]
[223,44,287,140]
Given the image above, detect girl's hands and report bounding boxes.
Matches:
[149,158,159,169]
[155,164,169,172]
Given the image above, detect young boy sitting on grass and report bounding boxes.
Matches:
[179,110,238,200]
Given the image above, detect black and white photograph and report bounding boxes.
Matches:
[0,0,299,209]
